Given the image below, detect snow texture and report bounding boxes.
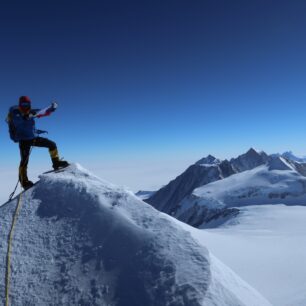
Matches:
[0,164,271,306]
[189,204,306,306]
[135,190,156,200]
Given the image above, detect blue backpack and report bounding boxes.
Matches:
[6,106,19,143]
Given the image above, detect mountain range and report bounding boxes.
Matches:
[145,149,306,227]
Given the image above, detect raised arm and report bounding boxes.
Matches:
[32,102,58,118]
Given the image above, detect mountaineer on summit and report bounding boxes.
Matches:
[6,96,69,190]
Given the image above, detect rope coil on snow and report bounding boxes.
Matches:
[5,193,23,306]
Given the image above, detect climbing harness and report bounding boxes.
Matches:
[5,192,23,306]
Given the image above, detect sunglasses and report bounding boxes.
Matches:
[20,102,31,108]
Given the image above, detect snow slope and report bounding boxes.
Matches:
[193,159,306,207]
[188,205,306,306]
[0,164,271,306]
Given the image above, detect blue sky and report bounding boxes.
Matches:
[1,0,306,198]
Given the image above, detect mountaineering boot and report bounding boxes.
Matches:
[19,165,34,190]
[22,180,34,190]
[49,148,69,170]
[52,159,69,170]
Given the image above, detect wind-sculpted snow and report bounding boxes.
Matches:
[0,164,271,305]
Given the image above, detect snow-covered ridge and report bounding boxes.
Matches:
[0,164,271,306]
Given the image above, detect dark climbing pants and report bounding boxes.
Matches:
[19,137,58,184]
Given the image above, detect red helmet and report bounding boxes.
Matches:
[19,96,31,113]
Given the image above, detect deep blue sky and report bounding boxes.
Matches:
[1,0,306,193]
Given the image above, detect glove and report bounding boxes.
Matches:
[51,101,58,109]
[50,101,58,112]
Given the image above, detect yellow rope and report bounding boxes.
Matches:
[5,193,23,306]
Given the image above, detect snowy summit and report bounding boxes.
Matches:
[0,164,270,306]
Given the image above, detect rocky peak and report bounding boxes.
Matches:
[230,148,268,172]
[195,154,220,166]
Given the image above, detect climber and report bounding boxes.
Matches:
[6,96,69,190]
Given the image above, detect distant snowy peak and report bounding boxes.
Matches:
[230,147,269,172]
[195,148,269,171]
[188,148,271,169]
[281,151,306,163]
[146,158,236,214]
[146,148,268,219]
[195,154,221,166]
